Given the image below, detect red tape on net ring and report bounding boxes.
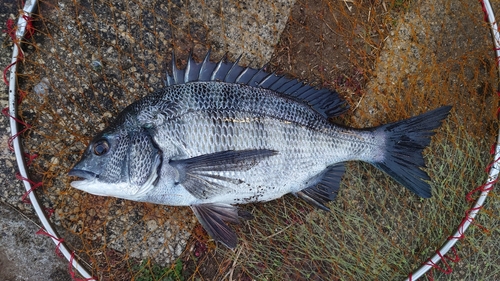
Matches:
[37,230,96,280]
[485,158,500,175]
[447,206,489,243]
[18,90,28,104]
[424,250,453,275]
[447,216,468,240]
[69,252,96,281]
[425,267,435,281]
[2,107,33,151]
[464,143,498,202]
[444,247,460,263]
[2,14,35,86]
[36,228,64,258]
[15,173,42,204]
[24,152,38,167]
[424,247,461,280]
[465,207,490,233]
[479,0,489,22]
[21,15,35,39]
[466,180,497,202]
[3,18,17,40]
[2,61,17,86]
[44,207,55,218]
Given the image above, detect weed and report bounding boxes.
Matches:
[132,259,183,281]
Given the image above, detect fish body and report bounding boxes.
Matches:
[69,52,451,248]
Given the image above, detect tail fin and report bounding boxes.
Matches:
[372,106,452,198]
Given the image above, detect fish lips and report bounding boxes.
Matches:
[68,168,106,195]
[68,169,98,180]
[68,168,142,199]
[68,169,99,189]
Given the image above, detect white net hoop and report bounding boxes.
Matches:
[4,1,498,280]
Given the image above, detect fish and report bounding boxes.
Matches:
[68,51,452,248]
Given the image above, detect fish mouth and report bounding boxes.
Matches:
[68,169,99,191]
[68,169,98,180]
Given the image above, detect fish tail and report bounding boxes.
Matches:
[371,106,452,198]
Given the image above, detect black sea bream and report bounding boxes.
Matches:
[69,52,451,248]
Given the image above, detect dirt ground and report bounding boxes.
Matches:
[1,0,499,280]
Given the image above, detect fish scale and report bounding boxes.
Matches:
[69,51,452,248]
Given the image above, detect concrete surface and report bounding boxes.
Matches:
[0,0,295,279]
[0,203,71,281]
[1,0,499,280]
[0,2,71,281]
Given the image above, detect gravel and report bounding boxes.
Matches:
[0,0,295,278]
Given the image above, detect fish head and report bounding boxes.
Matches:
[68,126,162,200]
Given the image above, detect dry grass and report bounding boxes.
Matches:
[9,0,500,280]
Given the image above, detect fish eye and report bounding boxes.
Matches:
[93,139,110,156]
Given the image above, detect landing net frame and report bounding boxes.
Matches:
[5,1,94,280]
[4,1,498,280]
[405,1,500,279]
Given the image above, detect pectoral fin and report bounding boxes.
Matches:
[191,203,253,248]
[170,149,278,199]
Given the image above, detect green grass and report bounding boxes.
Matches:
[13,0,500,279]
[133,259,183,281]
[192,111,498,281]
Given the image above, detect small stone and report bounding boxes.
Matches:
[175,243,182,256]
[33,77,51,97]
[91,60,103,72]
[146,220,157,232]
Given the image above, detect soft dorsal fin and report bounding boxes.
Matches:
[165,50,349,118]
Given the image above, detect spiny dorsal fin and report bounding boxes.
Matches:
[165,50,349,118]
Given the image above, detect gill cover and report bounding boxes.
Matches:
[69,128,161,197]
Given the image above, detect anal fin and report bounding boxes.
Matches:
[190,203,253,249]
[296,163,345,211]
